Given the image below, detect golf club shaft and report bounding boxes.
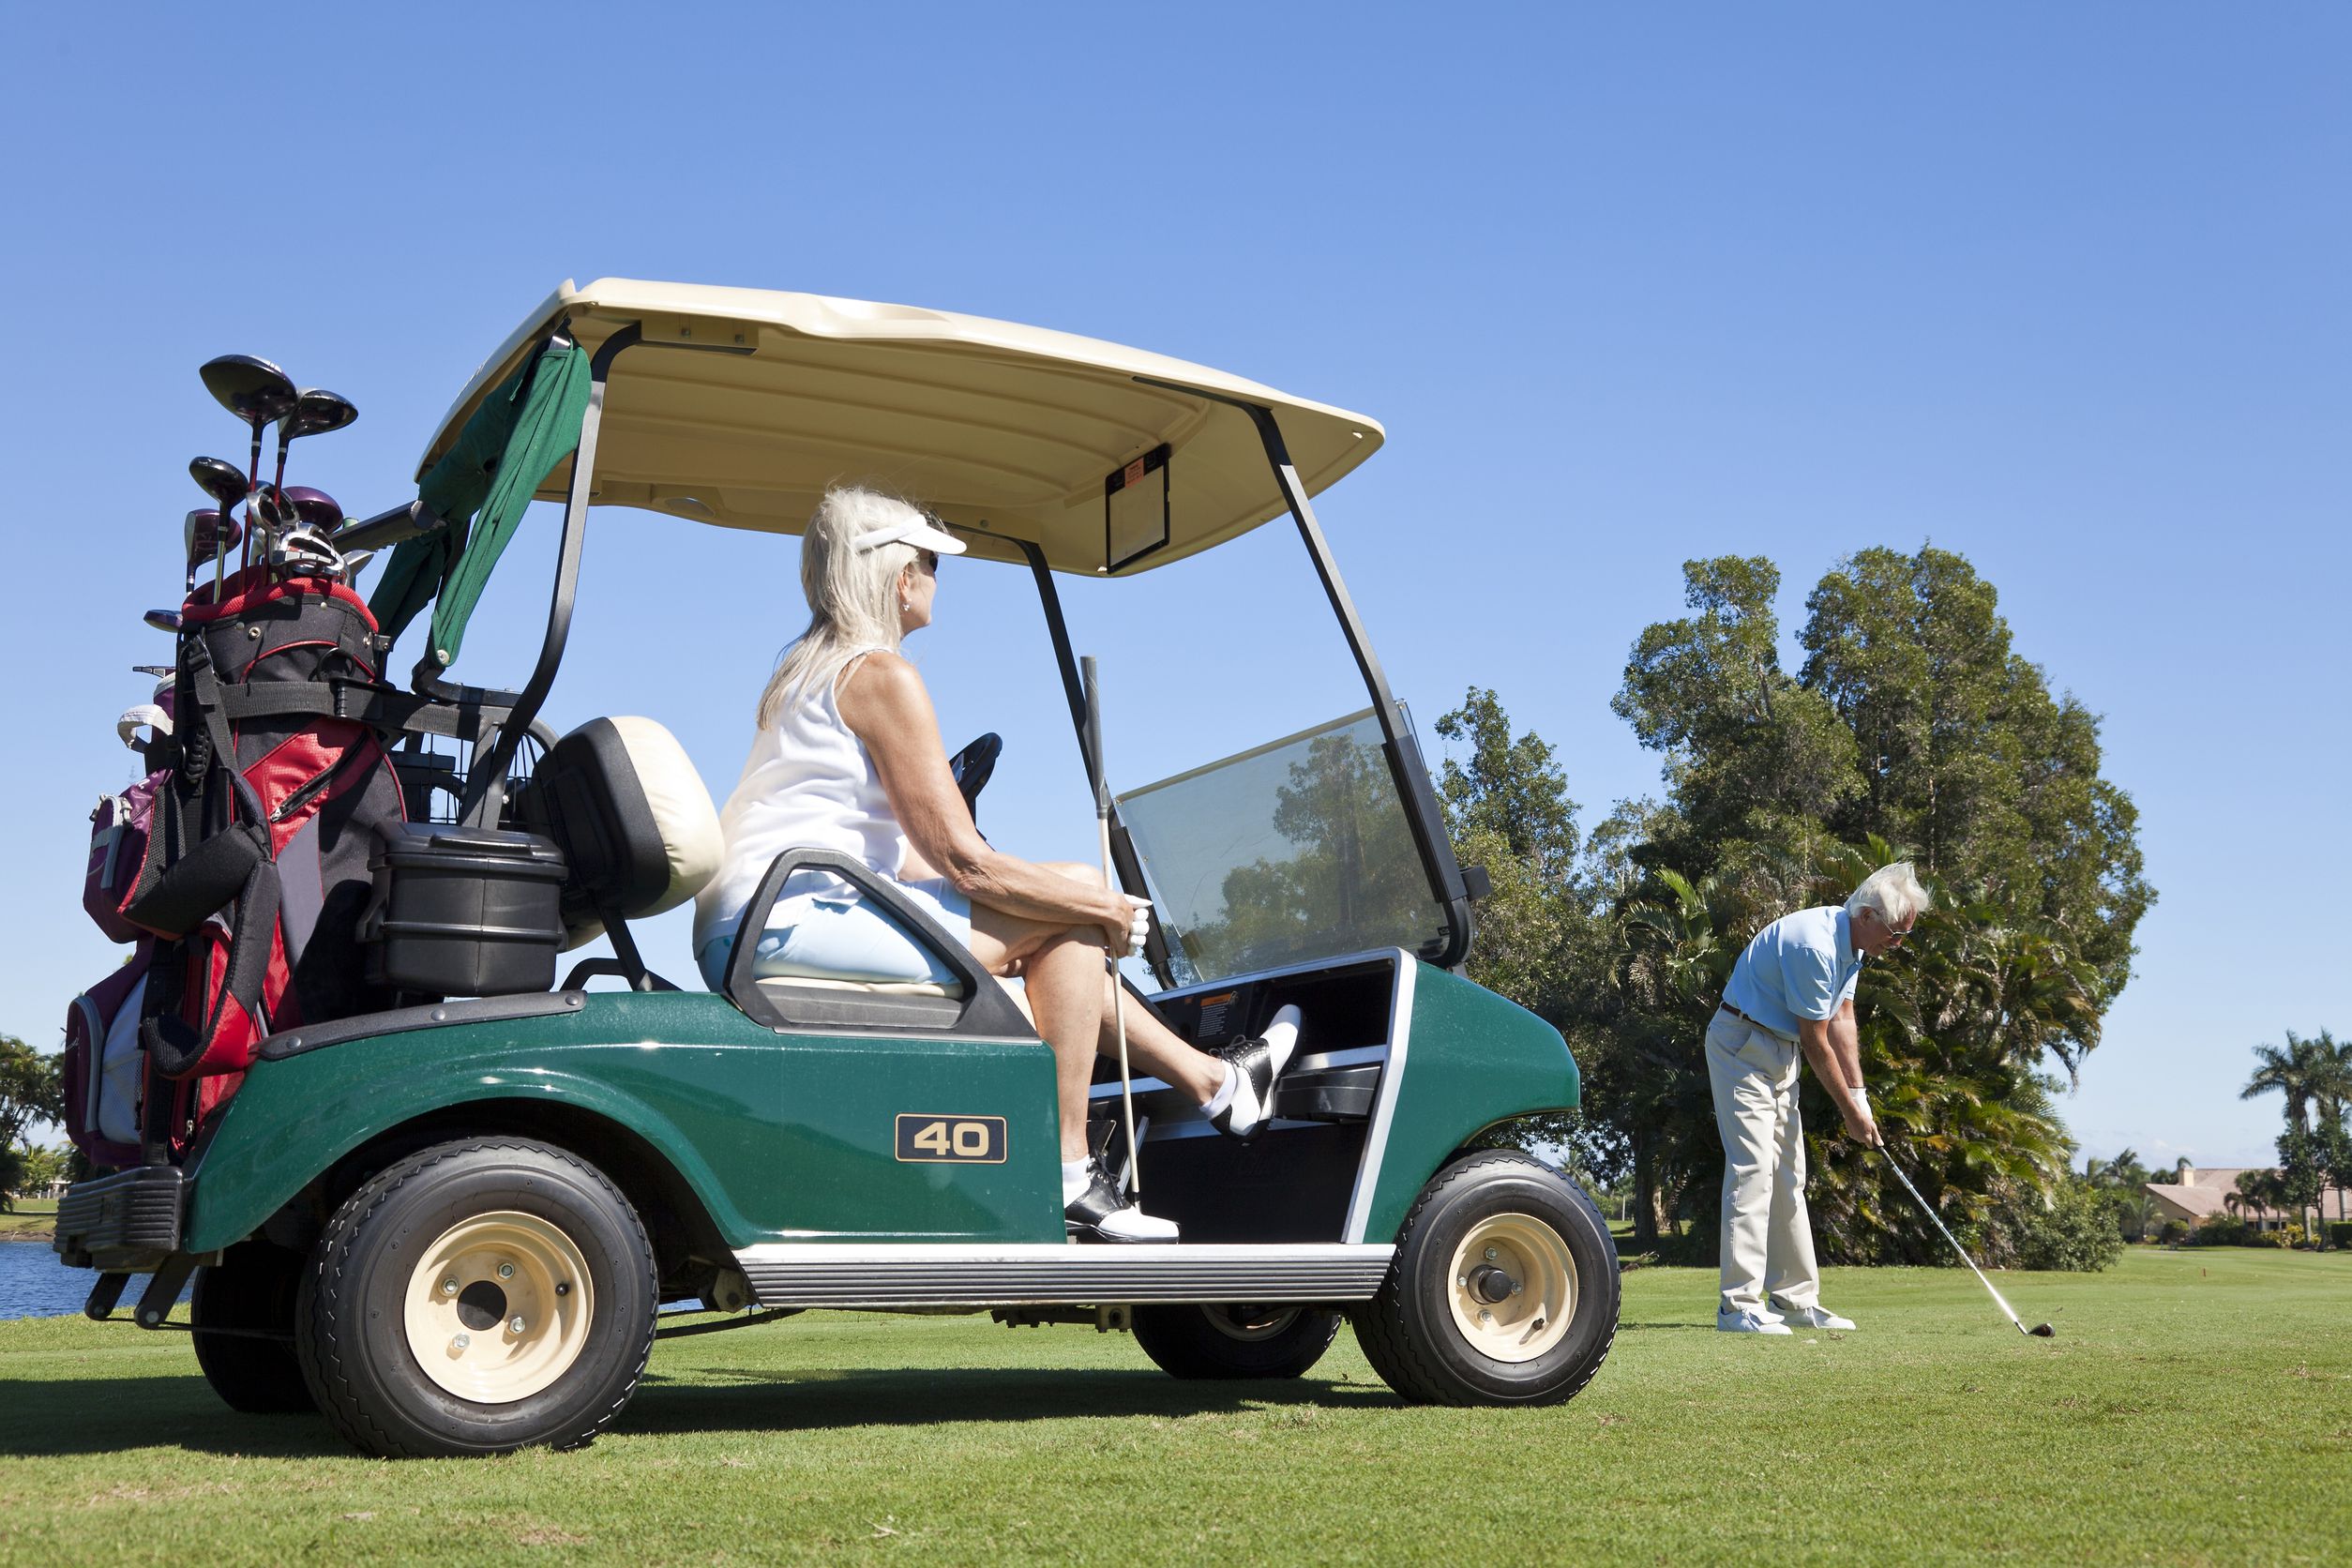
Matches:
[1880,1148,2026,1331]
[1080,656,1141,1197]
[1099,814,1139,1195]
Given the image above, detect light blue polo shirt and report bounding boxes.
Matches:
[1721,905,1862,1040]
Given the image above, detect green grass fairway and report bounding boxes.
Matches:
[0,1199,58,1239]
[2,1248,2345,1565]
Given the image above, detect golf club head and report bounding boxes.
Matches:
[249,483,297,534]
[188,455,248,511]
[143,609,182,634]
[2027,1322,2056,1337]
[281,485,343,532]
[283,387,358,443]
[199,354,298,428]
[183,507,242,560]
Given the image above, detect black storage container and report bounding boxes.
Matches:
[362,822,568,997]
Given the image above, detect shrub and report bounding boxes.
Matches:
[1984,1177,2125,1272]
[2328,1221,2352,1251]
[2190,1214,2254,1247]
[2156,1219,2190,1245]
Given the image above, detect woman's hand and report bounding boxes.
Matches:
[1099,893,1153,959]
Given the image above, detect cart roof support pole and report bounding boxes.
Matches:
[1019,539,1176,986]
[459,324,640,825]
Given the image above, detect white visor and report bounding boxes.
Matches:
[851,515,968,556]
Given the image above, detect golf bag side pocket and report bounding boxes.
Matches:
[63,945,154,1169]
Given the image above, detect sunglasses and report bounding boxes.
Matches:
[914,548,940,574]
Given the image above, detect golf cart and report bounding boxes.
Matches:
[56,279,1617,1457]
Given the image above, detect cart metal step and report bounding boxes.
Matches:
[733,1242,1395,1308]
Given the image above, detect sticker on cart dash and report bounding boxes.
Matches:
[895,1113,1008,1164]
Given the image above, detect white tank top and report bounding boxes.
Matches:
[692,647,908,954]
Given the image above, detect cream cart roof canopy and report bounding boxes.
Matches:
[419,278,1386,576]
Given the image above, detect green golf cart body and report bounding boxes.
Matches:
[56,279,1618,1455]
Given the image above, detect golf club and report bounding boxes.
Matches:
[188,456,249,594]
[1880,1145,2056,1337]
[198,354,296,573]
[281,485,343,533]
[181,508,241,596]
[1081,654,1142,1196]
[270,387,357,490]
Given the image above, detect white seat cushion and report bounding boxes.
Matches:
[756,973,961,1001]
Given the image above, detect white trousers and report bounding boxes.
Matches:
[1705,1010,1820,1315]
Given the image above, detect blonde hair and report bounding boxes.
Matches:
[1847,861,1929,927]
[756,487,924,729]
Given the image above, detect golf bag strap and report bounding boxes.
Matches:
[141,848,279,1080]
[213,678,481,741]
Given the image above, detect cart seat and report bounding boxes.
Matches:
[521,716,723,948]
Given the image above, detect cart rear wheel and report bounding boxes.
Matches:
[294,1138,656,1458]
[1351,1151,1618,1406]
[1131,1303,1343,1380]
[191,1241,314,1413]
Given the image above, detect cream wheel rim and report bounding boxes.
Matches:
[402,1212,594,1404]
[1446,1213,1576,1364]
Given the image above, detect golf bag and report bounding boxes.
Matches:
[104,567,407,1095]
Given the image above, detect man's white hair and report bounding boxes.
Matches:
[1847,861,1929,927]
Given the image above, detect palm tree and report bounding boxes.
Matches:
[2233,1168,2273,1233]
[2309,1031,2352,1227]
[2242,1030,2334,1136]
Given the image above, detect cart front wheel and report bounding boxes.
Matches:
[1351,1150,1619,1405]
[1131,1303,1343,1380]
[295,1138,656,1458]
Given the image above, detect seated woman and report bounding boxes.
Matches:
[693,487,1298,1243]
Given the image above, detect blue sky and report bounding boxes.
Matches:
[2,4,2343,1168]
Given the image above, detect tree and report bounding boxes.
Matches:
[0,1035,64,1214]
[1432,690,1625,1190]
[1800,546,2153,1018]
[2307,1031,2352,1229]
[1596,547,2148,1263]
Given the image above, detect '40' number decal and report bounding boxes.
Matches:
[895,1114,1007,1164]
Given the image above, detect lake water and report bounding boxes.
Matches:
[0,1239,188,1320]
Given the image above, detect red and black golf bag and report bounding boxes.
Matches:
[78,567,407,1158]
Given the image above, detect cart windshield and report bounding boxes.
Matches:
[1116,710,1450,987]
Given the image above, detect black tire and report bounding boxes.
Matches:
[1351,1151,1620,1406]
[191,1241,315,1414]
[294,1138,657,1458]
[1131,1303,1344,1380]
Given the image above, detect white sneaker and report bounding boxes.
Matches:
[1771,1301,1857,1330]
[1717,1308,1793,1334]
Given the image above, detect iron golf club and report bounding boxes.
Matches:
[1081,655,1142,1197]
[189,456,249,594]
[199,354,296,573]
[181,508,241,596]
[1880,1145,2055,1337]
[270,387,357,490]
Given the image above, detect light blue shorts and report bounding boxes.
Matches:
[698,874,973,991]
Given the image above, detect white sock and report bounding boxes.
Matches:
[1262,1004,1302,1065]
[1202,1062,1239,1117]
[1062,1158,1093,1205]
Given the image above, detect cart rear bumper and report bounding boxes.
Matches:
[53,1167,188,1273]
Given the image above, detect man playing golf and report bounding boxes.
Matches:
[1709,862,1926,1334]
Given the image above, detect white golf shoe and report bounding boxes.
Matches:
[1716,1308,1793,1334]
[1770,1301,1857,1330]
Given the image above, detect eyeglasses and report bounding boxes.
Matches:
[915,549,939,574]
[1881,921,1913,944]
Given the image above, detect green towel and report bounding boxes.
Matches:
[370,337,593,669]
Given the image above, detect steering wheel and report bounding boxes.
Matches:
[947,731,1002,823]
